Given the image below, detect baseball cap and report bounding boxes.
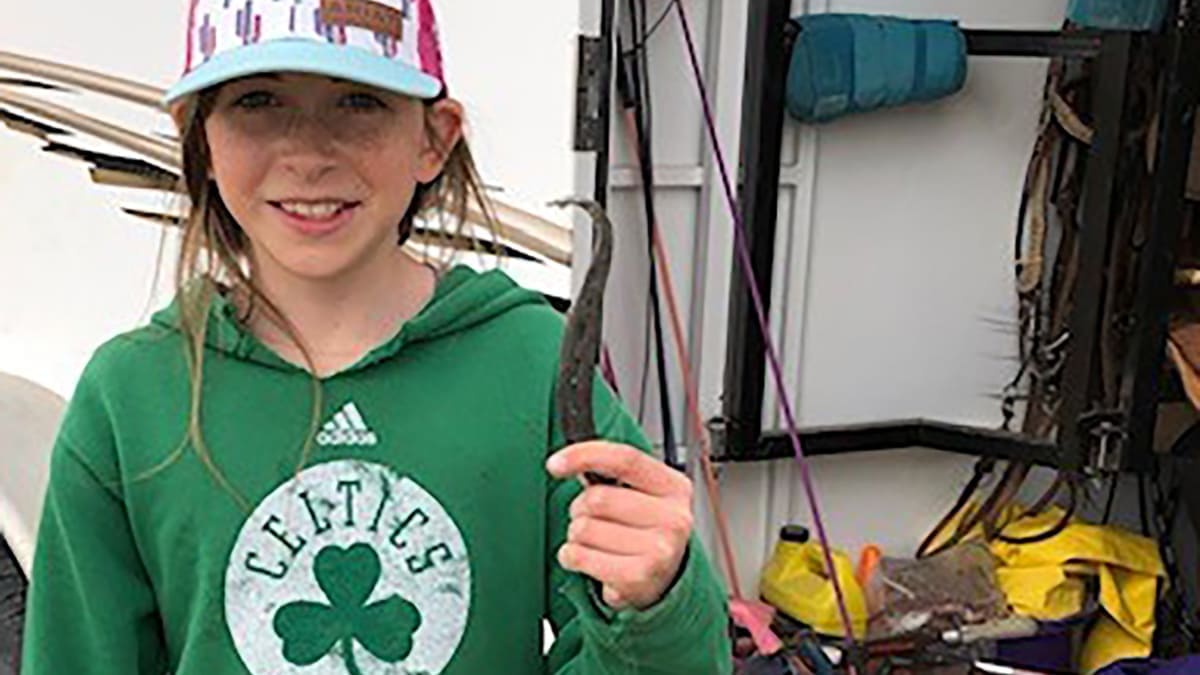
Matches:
[163,0,446,107]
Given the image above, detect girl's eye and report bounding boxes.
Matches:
[342,92,388,110]
[232,91,279,109]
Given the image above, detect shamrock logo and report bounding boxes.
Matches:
[274,543,422,674]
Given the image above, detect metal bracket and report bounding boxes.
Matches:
[1093,423,1126,472]
[1081,410,1129,472]
[573,35,607,152]
[706,416,733,459]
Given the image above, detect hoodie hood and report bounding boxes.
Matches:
[150,264,550,376]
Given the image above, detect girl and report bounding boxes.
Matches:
[20,0,731,673]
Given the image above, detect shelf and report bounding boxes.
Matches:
[718,3,1200,472]
[712,419,1061,467]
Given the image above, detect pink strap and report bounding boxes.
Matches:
[729,598,783,655]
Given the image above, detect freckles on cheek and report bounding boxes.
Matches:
[206,125,267,207]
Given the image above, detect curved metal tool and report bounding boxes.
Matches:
[551,198,618,486]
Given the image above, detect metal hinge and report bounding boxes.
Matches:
[574,35,606,152]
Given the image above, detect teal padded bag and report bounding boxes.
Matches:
[1067,0,1168,31]
[787,14,968,124]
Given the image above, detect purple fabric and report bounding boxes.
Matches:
[1096,656,1200,675]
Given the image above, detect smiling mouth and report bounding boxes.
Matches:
[268,200,363,220]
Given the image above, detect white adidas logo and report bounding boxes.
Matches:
[317,402,379,447]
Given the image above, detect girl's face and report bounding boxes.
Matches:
[204,72,461,282]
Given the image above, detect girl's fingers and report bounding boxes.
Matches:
[602,586,629,610]
[570,485,692,535]
[548,442,692,499]
[567,516,664,556]
[556,543,641,591]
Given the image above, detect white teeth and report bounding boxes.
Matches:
[278,201,347,219]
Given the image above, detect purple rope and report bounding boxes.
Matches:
[672,0,860,649]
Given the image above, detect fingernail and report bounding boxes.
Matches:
[546,455,566,474]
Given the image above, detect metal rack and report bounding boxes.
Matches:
[713,0,1200,472]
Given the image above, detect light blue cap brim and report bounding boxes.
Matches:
[162,38,443,107]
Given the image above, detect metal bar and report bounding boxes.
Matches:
[44,141,177,184]
[713,420,1061,467]
[963,29,1104,59]
[0,77,63,91]
[592,0,617,208]
[1119,5,1200,471]
[720,0,792,460]
[0,107,69,139]
[465,200,573,266]
[0,49,164,108]
[0,85,179,167]
[574,36,607,153]
[1057,32,1134,471]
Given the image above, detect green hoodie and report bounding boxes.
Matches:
[21,266,732,675]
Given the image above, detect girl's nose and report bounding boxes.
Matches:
[282,153,338,184]
[280,109,339,151]
[278,112,341,181]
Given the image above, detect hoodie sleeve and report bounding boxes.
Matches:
[543,374,732,674]
[21,361,169,675]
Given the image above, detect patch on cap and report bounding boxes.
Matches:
[320,0,407,42]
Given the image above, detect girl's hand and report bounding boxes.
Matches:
[546,441,694,610]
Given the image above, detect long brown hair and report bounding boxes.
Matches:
[164,85,493,509]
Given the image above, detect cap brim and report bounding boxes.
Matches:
[162,38,443,106]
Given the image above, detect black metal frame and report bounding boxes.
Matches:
[714,3,1200,469]
[963,29,1103,58]
[720,0,795,458]
[748,419,1061,465]
[1118,10,1200,472]
[1055,31,1135,471]
[589,0,618,208]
